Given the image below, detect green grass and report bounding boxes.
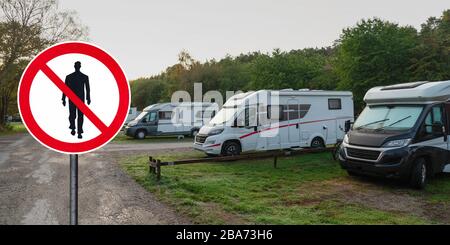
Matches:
[113,132,193,144]
[408,174,450,203]
[120,151,450,224]
[0,123,27,136]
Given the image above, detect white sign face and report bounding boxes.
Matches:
[30,54,120,142]
[18,42,130,154]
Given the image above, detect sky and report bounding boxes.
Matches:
[59,0,449,80]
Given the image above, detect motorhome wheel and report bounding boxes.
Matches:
[135,130,146,139]
[410,158,427,189]
[222,141,241,156]
[311,137,325,148]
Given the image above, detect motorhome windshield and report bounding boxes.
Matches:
[208,106,239,126]
[353,105,424,131]
[134,111,148,121]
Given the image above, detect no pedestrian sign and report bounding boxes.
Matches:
[18,42,130,154]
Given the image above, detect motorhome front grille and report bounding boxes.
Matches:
[346,147,380,161]
[195,134,208,144]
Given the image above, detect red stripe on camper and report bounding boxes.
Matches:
[239,117,353,139]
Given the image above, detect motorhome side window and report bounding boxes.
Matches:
[144,112,156,122]
[328,98,342,110]
[158,111,172,120]
[418,105,444,140]
[267,105,283,121]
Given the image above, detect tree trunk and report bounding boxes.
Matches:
[0,95,6,126]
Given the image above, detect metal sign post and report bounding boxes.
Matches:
[70,154,78,225]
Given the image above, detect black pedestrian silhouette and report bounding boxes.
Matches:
[62,61,91,139]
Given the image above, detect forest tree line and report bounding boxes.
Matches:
[131,9,449,113]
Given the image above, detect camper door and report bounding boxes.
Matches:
[236,105,259,151]
[287,99,301,147]
[158,110,175,134]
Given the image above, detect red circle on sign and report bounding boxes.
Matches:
[18,42,130,154]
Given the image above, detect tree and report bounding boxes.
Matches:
[410,10,450,81]
[130,78,167,110]
[0,0,87,125]
[0,60,26,127]
[334,18,418,111]
[248,48,332,91]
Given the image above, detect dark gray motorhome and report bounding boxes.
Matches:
[125,102,215,139]
[339,81,450,189]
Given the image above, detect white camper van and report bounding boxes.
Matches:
[194,89,354,156]
[125,102,216,139]
[339,81,450,189]
[125,107,140,123]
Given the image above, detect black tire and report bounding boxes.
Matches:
[410,158,427,189]
[134,129,146,139]
[311,137,325,148]
[347,170,363,177]
[221,141,241,156]
[332,141,342,161]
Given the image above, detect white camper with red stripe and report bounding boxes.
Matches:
[193,89,354,156]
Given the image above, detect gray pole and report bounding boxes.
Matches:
[70,154,78,225]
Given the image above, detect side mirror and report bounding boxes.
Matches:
[141,118,147,123]
[432,122,444,136]
[344,120,352,133]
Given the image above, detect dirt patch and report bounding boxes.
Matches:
[287,177,450,223]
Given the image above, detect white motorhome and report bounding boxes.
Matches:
[125,102,216,139]
[125,107,140,123]
[339,81,450,189]
[194,89,354,156]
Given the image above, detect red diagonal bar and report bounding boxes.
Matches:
[40,64,108,132]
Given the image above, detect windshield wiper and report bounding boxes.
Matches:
[355,118,390,130]
[375,115,412,131]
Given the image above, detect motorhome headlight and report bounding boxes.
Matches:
[382,138,412,148]
[343,134,349,144]
[208,128,224,136]
[205,139,216,145]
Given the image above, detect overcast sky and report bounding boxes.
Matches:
[59,0,449,80]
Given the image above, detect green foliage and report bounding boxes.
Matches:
[249,48,337,90]
[334,18,418,111]
[0,122,26,136]
[130,78,166,110]
[410,10,450,81]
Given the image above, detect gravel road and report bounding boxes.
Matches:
[0,133,191,225]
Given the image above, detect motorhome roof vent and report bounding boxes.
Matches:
[380,81,428,91]
[281,88,294,91]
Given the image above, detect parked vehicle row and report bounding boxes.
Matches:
[124,102,215,139]
[125,81,450,188]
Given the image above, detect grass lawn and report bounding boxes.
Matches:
[0,123,27,136]
[120,151,450,224]
[113,132,193,143]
